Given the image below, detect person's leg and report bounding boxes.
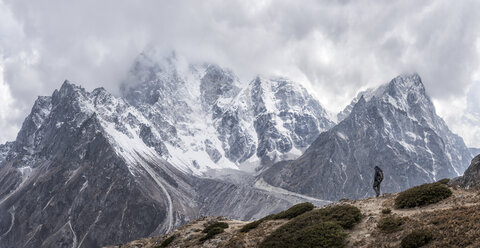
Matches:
[373,184,380,197]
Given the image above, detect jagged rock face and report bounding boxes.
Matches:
[338,75,472,175]
[121,53,334,172]
[451,154,480,189]
[200,64,240,113]
[231,76,332,165]
[252,77,333,161]
[470,148,480,156]
[262,74,473,201]
[0,142,13,166]
[211,76,335,166]
[121,55,240,174]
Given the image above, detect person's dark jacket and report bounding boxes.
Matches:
[374,167,384,186]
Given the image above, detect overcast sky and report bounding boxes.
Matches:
[0,0,479,147]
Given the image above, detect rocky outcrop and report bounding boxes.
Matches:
[470,147,480,156]
[450,154,480,189]
[0,142,13,166]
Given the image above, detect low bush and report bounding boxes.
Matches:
[401,229,433,248]
[240,203,314,233]
[158,234,175,247]
[437,178,450,185]
[381,208,392,214]
[261,214,276,221]
[377,216,405,233]
[277,204,362,231]
[273,202,315,219]
[259,204,362,248]
[202,222,229,233]
[307,204,363,229]
[199,227,224,242]
[395,182,452,209]
[260,222,347,248]
[240,219,263,233]
[199,221,229,242]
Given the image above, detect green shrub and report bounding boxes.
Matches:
[381,208,392,214]
[240,219,263,233]
[261,214,276,221]
[280,205,362,231]
[273,202,315,219]
[240,214,276,233]
[401,229,433,248]
[259,205,362,248]
[437,178,450,185]
[377,216,405,233]
[240,203,314,233]
[395,182,452,209]
[158,234,175,247]
[260,222,347,248]
[199,227,224,242]
[202,222,229,233]
[306,205,362,229]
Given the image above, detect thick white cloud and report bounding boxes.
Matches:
[434,81,480,149]
[0,0,479,147]
[0,65,22,140]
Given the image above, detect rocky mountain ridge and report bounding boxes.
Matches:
[0,54,332,248]
[451,153,480,189]
[262,74,473,200]
[120,53,334,174]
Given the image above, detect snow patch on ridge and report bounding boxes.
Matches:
[103,122,158,175]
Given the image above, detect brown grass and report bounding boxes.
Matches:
[368,205,480,247]
[377,216,407,233]
[425,205,480,247]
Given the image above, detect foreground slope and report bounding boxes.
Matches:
[108,183,480,248]
[262,74,473,200]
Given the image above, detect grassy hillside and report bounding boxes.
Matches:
[105,181,480,248]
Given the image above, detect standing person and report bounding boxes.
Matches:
[373,166,384,197]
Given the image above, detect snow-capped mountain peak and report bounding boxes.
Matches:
[0,58,473,248]
[0,54,336,247]
[117,53,335,173]
[263,73,473,200]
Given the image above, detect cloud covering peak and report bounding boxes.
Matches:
[0,0,479,146]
